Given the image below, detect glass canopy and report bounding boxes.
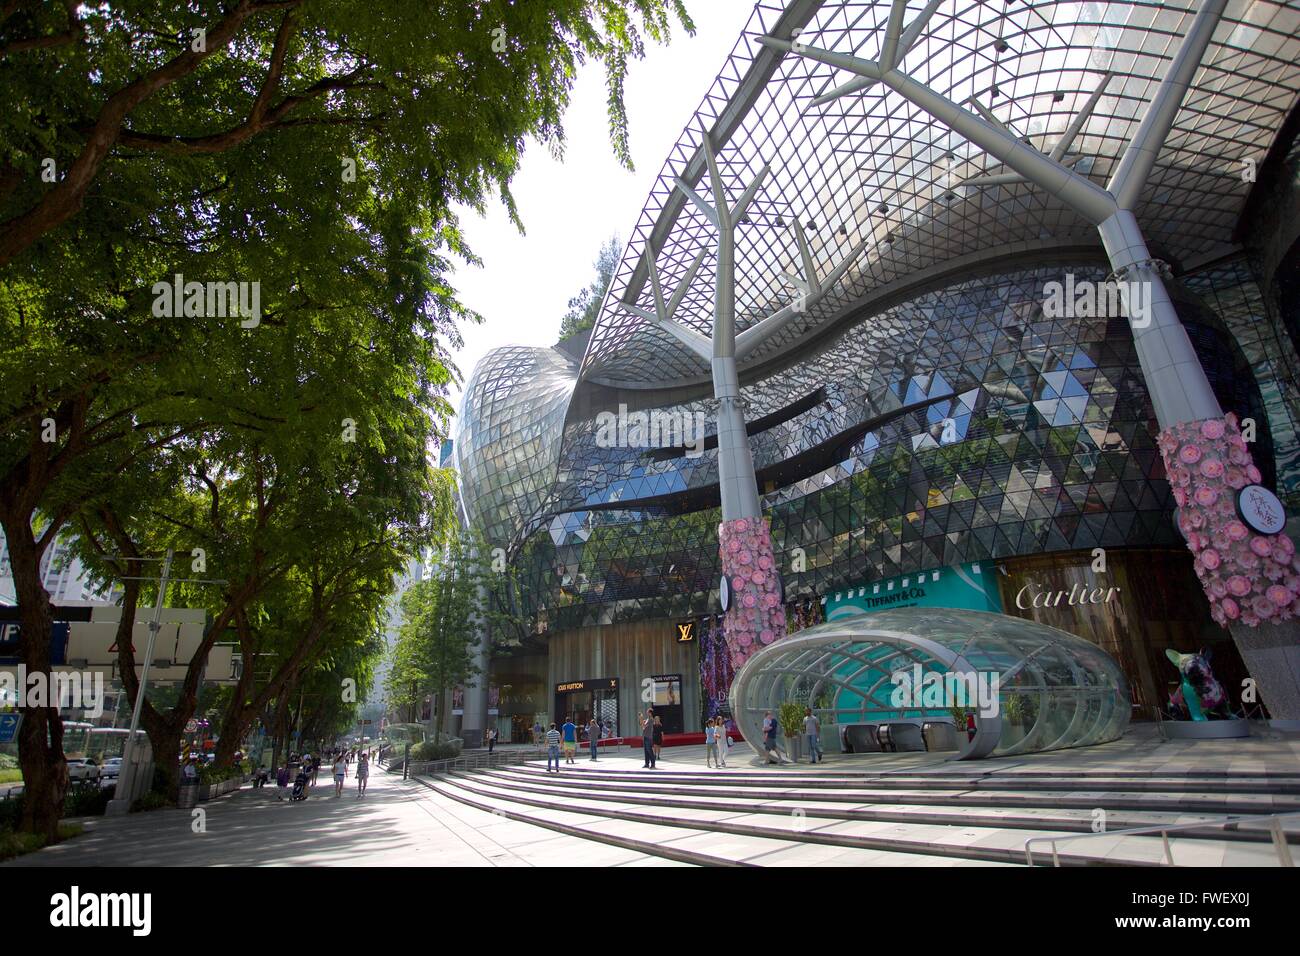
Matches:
[728,606,1131,759]
[581,0,1300,388]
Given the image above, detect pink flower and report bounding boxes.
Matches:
[1227,575,1252,597]
[1226,411,1239,428]
[1267,584,1294,607]
[1226,521,1249,542]
[758,555,773,570]
[1201,549,1221,570]
[1209,579,1227,599]
[1199,458,1224,479]
[738,550,752,566]
[733,518,749,534]
[737,633,752,647]
[742,592,756,608]
[1277,535,1295,557]
[1201,419,1225,440]
[732,577,745,591]
[1250,536,1274,557]
[1193,486,1217,507]
[751,571,765,586]
[1221,597,1240,619]
[727,538,741,554]
[1228,446,1250,466]
[1179,444,1203,464]
[759,629,774,644]
[1173,488,1187,508]
[1246,465,1262,484]
[1252,595,1276,619]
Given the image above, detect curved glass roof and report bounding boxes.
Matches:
[581,0,1300,388]
[728,606,1131,759]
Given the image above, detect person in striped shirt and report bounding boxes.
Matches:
[545,722,562,772]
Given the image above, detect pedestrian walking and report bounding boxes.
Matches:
[310,756,320,787]
[487,727,497,754]
[716,717,729,767]
[545,723,562,772]
[762,711,779,764]
[587,716,600,761]
[652,715,664,762]
[640,708,656,768]
[804,707,823,764]
[332,754,347,796]
[356,752,370,796]
[562,716,577,764]
[533,719,544,747]
[704,719,718,768]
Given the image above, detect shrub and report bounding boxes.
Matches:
[64,783,114,818]
[0,768,22,785]
[410,741,459,761]
[777,701,805,737]
[131,791,170,813]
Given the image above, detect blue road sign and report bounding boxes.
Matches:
[0,713,22,743]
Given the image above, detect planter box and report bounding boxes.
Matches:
[197,777,244,801]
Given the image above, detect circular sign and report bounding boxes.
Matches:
[184,719,198,734]
[1236,484,1286,536]
[719,574,731,613]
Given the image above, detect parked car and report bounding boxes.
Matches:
[65,757,100,783]
[99,757,122,780]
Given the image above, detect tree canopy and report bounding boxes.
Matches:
[558,235,622,340]
[0,0,692,837]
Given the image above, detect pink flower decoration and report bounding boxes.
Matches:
[738,551,752,566]
[1277,535,1295,557]
[1193,486,1217,507]
[1250,537,1274,557]
[1229,446,1249,465]
[1201,549,1221,570]
[1227,575,1252,597]
[1199,458,1224,479]
[1267,584,1294,607]
[742,593,756,608]
[759,629,774,644]
[1179,444,1202,464]
[1226,521,1249,542]
[737,633,752,647]
[733,518,749,534]
[751,571,765,585]
[1246,465,1262,484]
[1221,597,1240,619]
[1253,596,1276,619]
[1173,488,1187,508]
[727,538,741,554]
[732,577,745,591]
[1201,419,1225,440]
[758,555,773,570]
[1226,468,1248,489]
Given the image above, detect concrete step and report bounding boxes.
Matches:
[425,771,1283,867]
[414,774,1017,867]
[470,767,1300,842]
[494,761,1300,794]
[481,765,1300,816]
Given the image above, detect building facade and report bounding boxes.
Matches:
[454,0,1300,739]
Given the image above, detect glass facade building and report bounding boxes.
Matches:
[454,0,1300,738]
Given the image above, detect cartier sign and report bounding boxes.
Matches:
[1015,582,1121,610]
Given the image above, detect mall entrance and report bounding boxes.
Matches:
[554,678,619,741]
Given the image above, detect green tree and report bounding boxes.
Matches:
[1,0,691,838]
[558,235,622,339]
[385,532,487,736]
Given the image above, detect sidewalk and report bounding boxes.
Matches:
[2,762,677,867]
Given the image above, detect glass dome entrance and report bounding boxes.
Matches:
[728,606,1130,760]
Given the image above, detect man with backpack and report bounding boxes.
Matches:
[762,711,779,764]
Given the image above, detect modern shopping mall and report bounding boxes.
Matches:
[451,0,1300,750]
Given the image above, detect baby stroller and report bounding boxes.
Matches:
[290,766,309,801]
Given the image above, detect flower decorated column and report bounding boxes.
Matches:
[718,516,787,672]
[1160,415,1300,718]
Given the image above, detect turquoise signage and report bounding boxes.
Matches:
[822,561,1003,620]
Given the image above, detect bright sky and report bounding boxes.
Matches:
[446,0,755,415]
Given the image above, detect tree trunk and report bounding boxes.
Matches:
[2,516,66,838]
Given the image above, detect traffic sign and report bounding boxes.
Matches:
[0,713,22,743]
[184,719,198,734]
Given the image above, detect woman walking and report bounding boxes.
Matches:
[715,717,729,767]
[652,715,664,763]
[355,752,369,797]
[332,753,347,797]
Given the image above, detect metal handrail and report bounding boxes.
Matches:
[1024,810,1300,867]
[406,746,545,778]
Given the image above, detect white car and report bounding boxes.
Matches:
[100,757,122,779]
[65,758,100,783]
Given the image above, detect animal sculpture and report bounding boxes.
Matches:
[1165,647,1231,720]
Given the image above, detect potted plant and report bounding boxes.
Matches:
[778,701,805,763]
[949,702,972,745]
